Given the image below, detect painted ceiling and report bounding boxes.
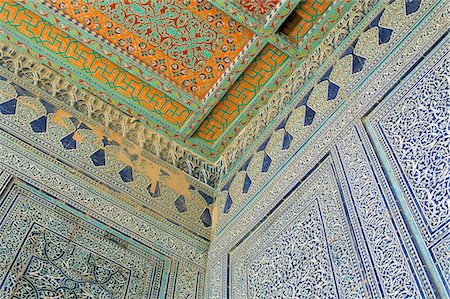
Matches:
[0,0,348,187]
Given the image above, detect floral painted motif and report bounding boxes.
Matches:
[87,0,223,71]
[47,0,254,97]
[236,0,280,20]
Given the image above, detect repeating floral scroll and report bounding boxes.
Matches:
[229,159,366,298]
[206,2,448,298]
[368,50,449,237]
[336,127,421,298]
[217,0,444,231]
[234,0,280,21]
[363,40,450,296]
[0,141,208,298]
[432,236,450,288]
[45,0,253,98]
[0,186,166,298]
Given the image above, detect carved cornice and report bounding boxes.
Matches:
[0,43,221,189]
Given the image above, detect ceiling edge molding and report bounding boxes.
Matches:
[217,0,383,180]
[0,43,221,190]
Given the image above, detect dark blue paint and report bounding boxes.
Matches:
[90,149,106,166]
[341,44,366,73]
[60,132,77,150]
[69,117,80,127]
[119,166,133,183]
[148,182,161,198]
[257,136,271,152]
[262,154,272,173]
[405,0,421,15]
[39,99,58,114]
[282,131,293,150]
[199,190,214,204]
[328,82,340,100]
[78,123,90,130]
[200,209,212,227]
[319,67,333,82]
[11,83,34,97]
[366,10,393,45]
[0,99,17,115]
[275,113,291,131]
[175,195,187,213]
[296,88,313,108]
[243,173,252,193]
[304,105,316,126]
[224,194,233,214]
[101,137,119,147]
[221,175,235,192]
[240,157,252,172]
[30,116,47,133]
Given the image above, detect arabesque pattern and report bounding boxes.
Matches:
[0,0,192,128]
[0,0,338,161]
[230,160,366,298]
[0,170,206,298]
[235,0,281,20]
[207,1,449,297]
[0,0,448,297]
[0,0,392,184]
[0,76,214,236]
[46,0,253,98]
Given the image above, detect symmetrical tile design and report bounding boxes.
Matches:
[336,126,428,298]
[0,44,221,187]
[433,236,450,290]
[366,51,449,241]
[207,1,449,298]
[217,0,437,224]
[0,0,448,297]
[0,132,210,297]
[217,0,366,172]
[0,186,166,298]
[0,0,192,128]
[230,159,367,298]
[364,42,450,296]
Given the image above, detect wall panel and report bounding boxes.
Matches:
[207,3,449,297]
